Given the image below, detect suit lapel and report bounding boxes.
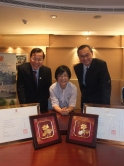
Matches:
[78,63,83,83]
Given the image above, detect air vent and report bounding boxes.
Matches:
[87,8,99,12]
[72,7,86,11]
[27,3,41,8]
[45,5,60,10]
[0,0,11,2]
[0,0,124,13]
[114,8,124,12]
[60,6,72,11]
[100,8,113,12]
[8,0,25,6]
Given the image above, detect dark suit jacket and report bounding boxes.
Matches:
[17,63,52,112]
[74,58,111,108]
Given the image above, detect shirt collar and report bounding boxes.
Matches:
[83,64,90,69]
[57,82,69,90]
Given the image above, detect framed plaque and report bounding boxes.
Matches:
[0,103,39,144]
[29,113,62,149]
[66,113,99,147]
[84,104,124,145]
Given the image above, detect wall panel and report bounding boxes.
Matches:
[50,35,121,48]
[46,47,79,79]
[111,79,121,105]
[0,35,49,47]
[94,48,123,79]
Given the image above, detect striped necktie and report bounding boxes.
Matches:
[33,71,37,84]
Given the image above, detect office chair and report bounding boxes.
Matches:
[48,98,53,110]
[121,87,124,105]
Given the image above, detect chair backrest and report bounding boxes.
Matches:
[121,87,124,102]
[48,99,53,110]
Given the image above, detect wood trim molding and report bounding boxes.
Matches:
[0,35,49,47]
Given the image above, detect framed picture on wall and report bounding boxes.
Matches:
[66,113,99,148]
[16,54,28,70]
[29,113,62,149]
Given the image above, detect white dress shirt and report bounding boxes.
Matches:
[49,82,77,108]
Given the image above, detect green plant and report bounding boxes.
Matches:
[9,99,15,105]
[0,98,8,106]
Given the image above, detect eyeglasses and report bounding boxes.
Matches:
[58,74,69,78]
[31,57,43,62]
[79,53,91,59]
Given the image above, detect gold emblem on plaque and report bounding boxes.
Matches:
[37,120,54,139]
[73,120,91,138]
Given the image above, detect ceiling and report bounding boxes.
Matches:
[0,0,124,36]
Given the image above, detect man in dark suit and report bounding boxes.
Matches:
[74,45,111,110]
[17,48,52,113]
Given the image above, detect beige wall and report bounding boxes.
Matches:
[0,34,124,108]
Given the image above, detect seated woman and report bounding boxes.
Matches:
[49,65,77,115]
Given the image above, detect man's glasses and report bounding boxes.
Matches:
[31,57,43,62]
[79,53,91,59]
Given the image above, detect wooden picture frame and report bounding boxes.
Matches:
[29,113,62,149]
[66,113,99,148]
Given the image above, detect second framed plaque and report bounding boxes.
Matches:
[29,113,62,149]
[66,113,99,147]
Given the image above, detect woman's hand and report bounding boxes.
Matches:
[60,107,69,115]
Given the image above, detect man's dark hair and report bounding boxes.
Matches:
[55,65,71,80]
[30,48,45,59]
[77,45,93,55]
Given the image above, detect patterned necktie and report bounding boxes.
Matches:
[33,71,37,84]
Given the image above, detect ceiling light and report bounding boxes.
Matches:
[83,31,90,35]
[94,15,102,19]
[51,15,57,19]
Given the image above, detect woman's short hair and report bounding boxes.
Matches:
[30,48,45,59]
[55,65,71,80]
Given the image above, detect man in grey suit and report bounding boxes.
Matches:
[74,45,111,110]
[17,48,52,113]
